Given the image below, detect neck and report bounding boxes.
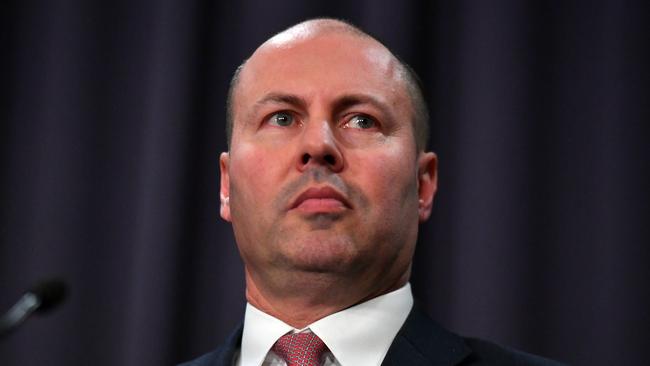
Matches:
[244,267,409,328]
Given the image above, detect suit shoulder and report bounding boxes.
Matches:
[176,323,243,366]
[461,337,567,366]
[177,347,226,366]
[177,345,238,366]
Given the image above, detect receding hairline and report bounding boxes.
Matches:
[225,18,429,150]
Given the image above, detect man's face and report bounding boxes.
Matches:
[220,32,437,297]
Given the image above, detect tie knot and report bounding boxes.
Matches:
[271,332,328,366]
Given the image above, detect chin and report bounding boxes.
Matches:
[288,261,344,274]
[279,233,361,274]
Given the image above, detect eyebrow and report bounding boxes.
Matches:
[247,93,308,122]
[332,94,393,119]
[248,92,394,121]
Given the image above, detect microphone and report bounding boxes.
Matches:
[0,279,67,339]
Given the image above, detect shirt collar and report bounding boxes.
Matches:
[239,283,414,366]
[239,303,293,366]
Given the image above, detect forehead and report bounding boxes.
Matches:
[234,32,409,112]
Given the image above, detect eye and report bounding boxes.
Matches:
[267,112,295,127]
[344,114,377,129]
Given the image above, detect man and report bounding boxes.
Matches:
[181,18,563,366]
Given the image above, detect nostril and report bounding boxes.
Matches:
[300,153,339,169]
[324,154,336,166]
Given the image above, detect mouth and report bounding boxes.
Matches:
[289,186,351,214]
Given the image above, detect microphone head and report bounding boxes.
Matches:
[29,279,67,313]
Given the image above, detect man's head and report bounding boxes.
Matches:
[225,19,430,152]
[219,18,438,322]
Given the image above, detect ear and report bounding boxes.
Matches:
[219,152,232,222]
[417,152,438,222]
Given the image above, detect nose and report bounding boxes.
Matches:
[296,119,344,173]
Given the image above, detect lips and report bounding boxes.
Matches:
[289,186,351,213]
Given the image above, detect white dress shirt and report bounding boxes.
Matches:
[235,283,414,366]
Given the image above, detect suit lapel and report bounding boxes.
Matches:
[215,323,243,366]
[382,305,471,366]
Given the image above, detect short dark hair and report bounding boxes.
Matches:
[225,18,429,151]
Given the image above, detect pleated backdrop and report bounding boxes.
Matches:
[1,1,648,365]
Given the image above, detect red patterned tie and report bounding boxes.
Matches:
[271,332,329,366]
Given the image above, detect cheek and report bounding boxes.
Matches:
[348,148,420,264]
[230,147,268,204]
[228,143,292,209]
[354,148,417,199]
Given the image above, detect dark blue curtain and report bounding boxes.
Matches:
[1,1,647,365]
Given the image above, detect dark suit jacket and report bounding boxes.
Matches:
[178,306,565,366]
